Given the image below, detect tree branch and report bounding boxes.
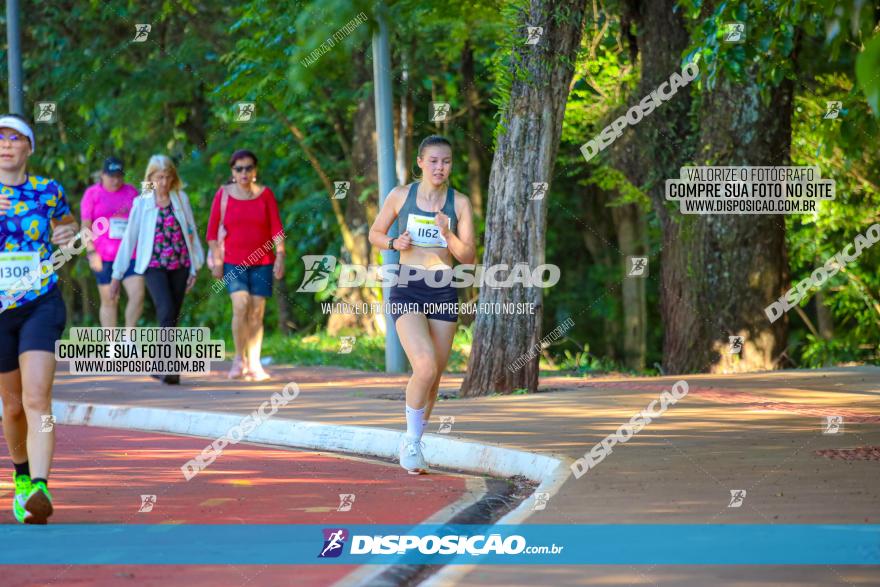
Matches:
[265,101,355,255]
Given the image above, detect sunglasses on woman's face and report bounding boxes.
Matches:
[0,133,24,143]
[233,165,255,173]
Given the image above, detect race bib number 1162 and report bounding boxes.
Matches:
[406,214,450,248]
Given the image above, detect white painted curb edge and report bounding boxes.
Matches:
[331,476,489,587]
[420,445,572,587]
[52,400,572,587]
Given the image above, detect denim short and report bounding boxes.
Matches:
[93,259,137,285]
[0,287,67,372]
[224,263,273,297]
[389,268,458,323]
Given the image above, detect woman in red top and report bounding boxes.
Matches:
[206,150,285,381]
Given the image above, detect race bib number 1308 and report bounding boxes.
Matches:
[0,252,40,292]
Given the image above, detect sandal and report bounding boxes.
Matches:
[228,356,246,379]
[247,366,272,382]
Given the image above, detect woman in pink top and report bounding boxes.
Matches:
[206,150,285,381]
[81,157,144,328]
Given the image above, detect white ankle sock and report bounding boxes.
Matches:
[405,405,426,440]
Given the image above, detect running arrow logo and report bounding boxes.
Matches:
[318,528,348,558]
[297,255,337,292]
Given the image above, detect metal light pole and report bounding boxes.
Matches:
[372,2,407,373]
[6,0,24,115]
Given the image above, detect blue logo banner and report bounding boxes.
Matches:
[0,524,877,565]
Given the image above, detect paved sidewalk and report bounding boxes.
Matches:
[51,363,880,586]
[1,425,471,587]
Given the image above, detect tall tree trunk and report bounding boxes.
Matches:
[610,0,693,371]
[815,290,834,339]
[460,0,587,397]
[657,7,793,372]
[626,0,788,374]
[612,204,647,370]
[664,76,792,373]
[462,39,484,218]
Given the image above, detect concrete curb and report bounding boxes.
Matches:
[52,400,572,586]
[331,476,490,587]
[420,448,572,587]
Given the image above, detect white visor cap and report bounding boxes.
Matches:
[0,116,35,153]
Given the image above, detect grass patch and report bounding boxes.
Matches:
[260,328,473,372]
[257,328,655,379]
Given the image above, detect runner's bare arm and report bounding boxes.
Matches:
[443,193,476,264]
[369,186,408,250]
[50,214,78,246]
[205,190,225,270]
[80,219,103,271]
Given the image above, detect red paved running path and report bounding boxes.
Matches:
[0,424,470,587]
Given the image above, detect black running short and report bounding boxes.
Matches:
[0,286,67,373]
[389,268,459,323]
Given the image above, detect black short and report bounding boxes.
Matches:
[93,259,137,285]
[389,269,459,323]
[0,286,67,373]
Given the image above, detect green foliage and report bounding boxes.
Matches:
[680,1,801,95]
[487,0,531,144]
[548,342,631,375]
[262,330,387,371]
[548,3,663,369]
[7,0,880,376]
[856,33,880,116]
[788,65,880,366]
[681,0,878,98]
[587,165,650,212]
[800,334,862,367]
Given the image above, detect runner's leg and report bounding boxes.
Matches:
[230,291,251,377]
[0,370,27,465]
[162,268,189,384]
[96,283,118,328]
[1,369,31,523]
[166,268,188,326]
[246,296,267,374]
[396,313,439,412]
[144,269,175,327]
[144,269,178,382]
[19,351,56,480]
[121,275,145,328]
[395,313,437,473]
[423,319,456,425]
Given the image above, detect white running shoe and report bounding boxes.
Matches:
[399,437,428,475]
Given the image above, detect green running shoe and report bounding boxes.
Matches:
[12,473,31,524]
[23,480,53,525]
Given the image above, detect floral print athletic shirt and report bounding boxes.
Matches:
[148,204,191,270]
[0,175,71,310]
